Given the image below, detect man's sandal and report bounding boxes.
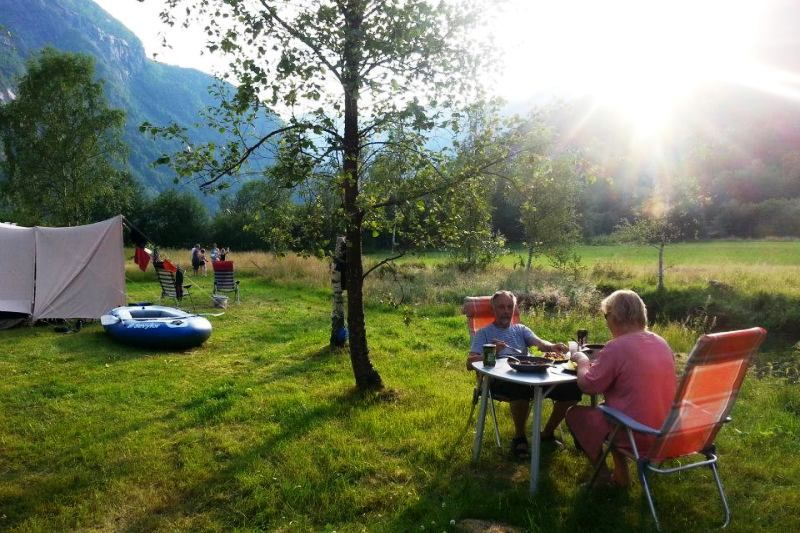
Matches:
[510,436,529,458]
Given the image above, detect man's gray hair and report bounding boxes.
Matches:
[491,290,516,307]
[601,289,648,329]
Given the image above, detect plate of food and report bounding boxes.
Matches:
[508,355,552,374]
[561,360,578,374]
[539,351,570,364]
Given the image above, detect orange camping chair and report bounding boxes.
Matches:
[588,327,767,530]
[212,260,240,303]
[463,296,521,448]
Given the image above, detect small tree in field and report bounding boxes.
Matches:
[143,0,499,391]
[0,48,132,226]
[614,213,681,291]
[613,175,704,291]
[512,123,582,287]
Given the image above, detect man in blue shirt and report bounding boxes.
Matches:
[467,290,581,457]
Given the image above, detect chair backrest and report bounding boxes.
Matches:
[212,260,237,290]
[154,264,178,298]
[648,327,767,462]
[462,296,521,338]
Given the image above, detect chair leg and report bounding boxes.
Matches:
[638,462,661,531]
[709,461,731,528]
[488,397,501,448]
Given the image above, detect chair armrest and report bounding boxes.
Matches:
[598,404,660,436]
[183,284,193,289]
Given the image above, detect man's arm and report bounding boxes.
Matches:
[466,351,482,371]
[521,325,567,353]
[530,338,568,353]
[467,328,487,370]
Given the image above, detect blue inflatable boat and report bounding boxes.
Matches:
[101,304,212,349]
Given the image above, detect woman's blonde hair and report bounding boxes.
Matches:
[601,289,648,329]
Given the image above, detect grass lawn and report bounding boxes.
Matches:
[1,250,798,531]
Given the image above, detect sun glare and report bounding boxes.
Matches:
[492,0,766,137]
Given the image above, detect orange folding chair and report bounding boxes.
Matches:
[463,296,521,448]
[588,327,767,530]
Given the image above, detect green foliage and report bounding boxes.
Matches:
[135,189,210,248]
[0,0,282,212]
[613,214,681,247]
[0,48,134,226]
[210,179,337,253]
[712,198,800,238]
[506,116,583,268]
[147,0,502,388]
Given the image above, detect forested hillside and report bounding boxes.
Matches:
[0,0,280,210]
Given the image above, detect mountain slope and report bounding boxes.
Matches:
[0,0,279,209]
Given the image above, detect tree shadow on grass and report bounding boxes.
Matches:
[376,400,652,533]
[119,387,376,531]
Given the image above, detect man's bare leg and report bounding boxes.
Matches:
[541,400,578,439]
[510,399,531,438]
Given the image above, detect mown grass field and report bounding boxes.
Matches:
[1,242,798,532]
[393,240,800,296]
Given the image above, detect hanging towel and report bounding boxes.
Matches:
[134,247,151,272]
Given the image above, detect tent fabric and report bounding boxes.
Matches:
[0,222,36,315]
[0,216,126,321]
[33,216,126,320]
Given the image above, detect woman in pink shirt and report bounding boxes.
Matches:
[566,290,677,488]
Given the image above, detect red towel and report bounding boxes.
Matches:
[134,247,151,272]
[162,259,178,273]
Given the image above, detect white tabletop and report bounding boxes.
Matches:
[472,359,577,386]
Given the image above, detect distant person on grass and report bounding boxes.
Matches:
[566,289,677,488]
[210,243,220,262]
[191,243,202,275]
[466,290,581,458]
[199,248,208,276]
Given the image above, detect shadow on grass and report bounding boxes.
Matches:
[377,395,731,532]
[119,385,376,531]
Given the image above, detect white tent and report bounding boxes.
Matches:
[0,215,126,322]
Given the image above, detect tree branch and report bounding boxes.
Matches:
[368,145,518,209]
[362,250,407,280]
[198,124,308,188]
[259,1,343,84]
